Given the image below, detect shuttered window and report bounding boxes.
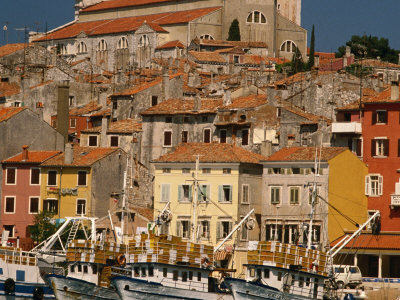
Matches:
[218,185,232,202]
[6,168,16,185]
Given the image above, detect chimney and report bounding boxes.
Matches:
[162,67,170,100]
[224,90,232,106]
[22,145,29,161]
[100,117,108,147]
[194,94,201,110]
[56,82,70,144]
[64,143,74,164]
[391,81,399,100]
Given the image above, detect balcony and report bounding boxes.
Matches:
[332,122,362,134]
[391,195,400,208]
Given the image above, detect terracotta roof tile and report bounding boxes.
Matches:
[188,51,226,63]
[35,7,221,41]
[156,40,185,49]
[280,100,331,123]
[0,82,20,97]
[220,94,267,110]
[68,101,103,116]
[153,142,268,164]
[29,80,53,90]
[361,59,400,69]
[0,43,27,57]
[82,0,176,12]
[81,118,142,134]
[2,150,61,164]
[197,39,267,48]
[0,107,26,122]
[331,233,400,250]
[264,146,347,162]
[41,146,120,167]
[141,98,222,115]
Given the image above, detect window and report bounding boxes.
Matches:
[242,129,249,145]
[365,174,383,196]
[83,265,88,274]
[113,101,118,110]
[29,197,39,214]
[164,131,172,147]
[344,113,351,122]
[77,41,87,54]
[89,136,98,147]
[97,39,107,51]
[76,199,86,215]
[139,35,149,47]
[30,169,41,185]
[6,168,16,185]
[69,96,75,107]
[16,270,25,282]
[284,225,299,244]
[78,171,87,186]
[218,185,232,202]
[151,96,158,106]
[242,184,250,203]
[303,225,320,244]
[3,225,14,237]
[141,267,146,277]
[200,34,214,40]
[203,128,211,143]
[163,268,168,277]
[198,184,210,202]
[202,116,208,122]
[161,184,170,202]
[202,168,211,174]
[47,171,57,186]
[234,55,239,64]
[182,168,190,174]
[178,184,192,202]
[52,119,57,128]
[4,197,15,213]
[217,220,232,239]
[371,138,389,156]
[220,130,227,143]
[182,271,188,282]
[162,168,171,173]
[289,186,300,204]
[265,224,283,242]
[176,219,190,239]
[372,110,388,124]
[70,118,76,129]
[165,117,173,123]
[117,37,128,49]
[280,40,297,53]
[223,168,231,174]
[241,220,248,241]
[270,186,281,204]
[181,130,188,143]
[43,199,58,213]
[199,220,210,239]
[197,272,202,281]
[189,271,193,280]
[110,136,118,147]
[247,11,267,23]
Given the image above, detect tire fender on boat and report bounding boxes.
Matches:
[4,278,15,294]
[33,286,44,300]
[117,254,126,266]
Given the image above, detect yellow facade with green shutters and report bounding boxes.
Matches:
[327,150,369,243]
[40,166,93,219]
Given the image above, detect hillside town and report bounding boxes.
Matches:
[0,0,400,299]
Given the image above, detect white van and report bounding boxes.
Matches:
[333,265,362,289]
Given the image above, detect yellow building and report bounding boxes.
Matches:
[40,144,127,219]
[152,142,267,273]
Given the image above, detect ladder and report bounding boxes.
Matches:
[66,220,80,246]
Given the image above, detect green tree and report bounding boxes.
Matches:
[228,19,240,41]
[307,25,315,70]
[336,34,399,63]
[291,47,306,74]
[29,211,57,244]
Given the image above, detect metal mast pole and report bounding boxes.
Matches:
[191,155,200,242]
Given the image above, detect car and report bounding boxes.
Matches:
[333,265,362,289]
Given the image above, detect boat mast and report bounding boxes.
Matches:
[120,157,128,243]
[191,155,200,243]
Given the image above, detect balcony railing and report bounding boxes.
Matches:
[391,195,400,208]
[332,122,362,134]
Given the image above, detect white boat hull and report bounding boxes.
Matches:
[112,276,233,300]
[46,274,119,300]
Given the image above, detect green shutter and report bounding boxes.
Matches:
[229,185,232,202]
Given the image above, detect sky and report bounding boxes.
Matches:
[1,0,400,53]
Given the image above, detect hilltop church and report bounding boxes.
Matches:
[33,0,306,70]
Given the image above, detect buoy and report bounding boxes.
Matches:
[117,254,126,266]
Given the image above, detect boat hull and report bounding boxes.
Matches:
[224,278,313,300]
[0,279,54,299]
[112,276,233,300]
[46,274,119,300]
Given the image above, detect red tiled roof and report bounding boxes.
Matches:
[0,82,20,97]
[2,150,61,164]
[81,118,142,133]
[220,94,267,110]
[141,98,222,115]
[360,59,400,69]
[0,107,26,122]
[330,233,400,250]
[69,101,103,116]
[34,7,221,41]
[0,43,27,57]
[307,48,336,59]
[188,51,226,63]
[264,147,347,162]
[280,100,331,124]
[153,142,268,164]
[82,0,175,12]
[156,40,185,50]
[41,146,120,167]
[197,39,267,48]
[29,80,53,90]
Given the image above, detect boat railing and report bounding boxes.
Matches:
[160,277,208,292]
[0,247,37,266]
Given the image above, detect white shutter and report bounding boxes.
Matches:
[365,176,370,196]
[378,176,383,196]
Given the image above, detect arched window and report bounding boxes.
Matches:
[280,40,297,53]
[138,35,149,47]
[77,41,87,54]
[247,11,267,24]
[97,39,107,51]
[57,44,68,55]
[117,37,128,49]
[200,34,214,40]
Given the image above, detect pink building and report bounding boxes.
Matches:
[1,146,60,248]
